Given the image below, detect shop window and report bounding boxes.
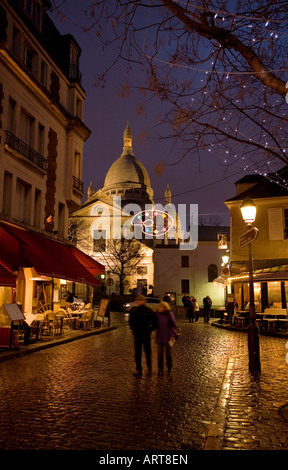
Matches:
[267,281,282,308]
[243,282,262,312]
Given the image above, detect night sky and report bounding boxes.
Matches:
[48,3,242,226]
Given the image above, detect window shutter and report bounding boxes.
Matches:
[268,207,283,240]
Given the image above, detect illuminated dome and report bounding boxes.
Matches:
[103,123,153,204]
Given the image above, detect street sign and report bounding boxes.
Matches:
[239,227,259,247]
[221,266,230,277]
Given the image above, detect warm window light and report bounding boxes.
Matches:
[240,198,256,225]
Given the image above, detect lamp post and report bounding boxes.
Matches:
[240,198,261,373]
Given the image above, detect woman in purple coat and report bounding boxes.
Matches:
[156,301,177,376]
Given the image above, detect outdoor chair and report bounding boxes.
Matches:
[76,310,93,329]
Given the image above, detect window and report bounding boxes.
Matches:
[267,281,282,308]
[25,46,34,71]
[181,279,190,294]
[137,266,148,275]
[268,207,284,241]
[20,109,34,147]
[34,189,41,228]
[34,1,43,30]
[74,152,81,179]
[12,27,20,57]
[38,124,45,155]
[93,229,106,252]
[40,61,47,87]
[181,255,189,267]
[2,172,12,217]
[8,97,17,134]
[208,264,218,282]
[16,180,31,224]
[284,209,288,239]
[58,203,66,238]
[76,99,83,119]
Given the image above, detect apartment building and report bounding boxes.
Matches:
[0,0,104,319]
[0,0,90,239]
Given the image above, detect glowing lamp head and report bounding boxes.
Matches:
[240,197,256,225]
[222,253,229,265]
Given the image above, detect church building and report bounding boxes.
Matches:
[71,123,156,297]
[71,123,228,308]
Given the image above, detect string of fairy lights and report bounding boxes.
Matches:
[140,1,288,195]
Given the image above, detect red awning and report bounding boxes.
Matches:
[0,222,104,286]
[70,245,104,278]
[0,261,16,287]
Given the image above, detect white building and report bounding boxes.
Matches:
[72,122,229,308]
[154,226,229,308]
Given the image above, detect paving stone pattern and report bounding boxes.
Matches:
[0,313,288,450]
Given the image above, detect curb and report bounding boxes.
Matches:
[211,320,288,338]
[0,326,116,363]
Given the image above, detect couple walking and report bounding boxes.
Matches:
[129,295,177,377]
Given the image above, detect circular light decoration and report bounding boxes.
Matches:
[131,209,174,238]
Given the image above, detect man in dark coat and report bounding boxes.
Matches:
[129,295,157,377]
[203,295,212,323]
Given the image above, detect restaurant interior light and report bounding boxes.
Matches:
[240,197,257,225]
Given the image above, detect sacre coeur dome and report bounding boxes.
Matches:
[103,123,153,203]
[104,153,151,188]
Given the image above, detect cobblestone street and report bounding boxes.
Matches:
[0,312,288,452]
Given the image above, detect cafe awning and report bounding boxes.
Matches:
[0,221,104,286]
[0,261,16,287]
[229,265,288,283]
[213,276,227,288]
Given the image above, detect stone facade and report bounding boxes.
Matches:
[0,0,90,240]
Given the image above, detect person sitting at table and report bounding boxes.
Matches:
[65,291,74,303]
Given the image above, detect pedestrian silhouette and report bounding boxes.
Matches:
[156,301,177,376]
[129,295,157,377]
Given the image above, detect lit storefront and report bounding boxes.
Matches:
[0,221,104,326]
[229,266,288,312]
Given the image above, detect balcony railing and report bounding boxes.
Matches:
[69,65,82,85]
[5,131,47,171]
[73,176,84,193]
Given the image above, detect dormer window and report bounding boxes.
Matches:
[69,41,82,83]
[18,0,44,31]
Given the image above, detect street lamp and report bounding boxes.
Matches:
[222,251,230,266]
[240,197,261,373]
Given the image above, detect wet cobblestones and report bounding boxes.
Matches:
[0,312,288,451]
